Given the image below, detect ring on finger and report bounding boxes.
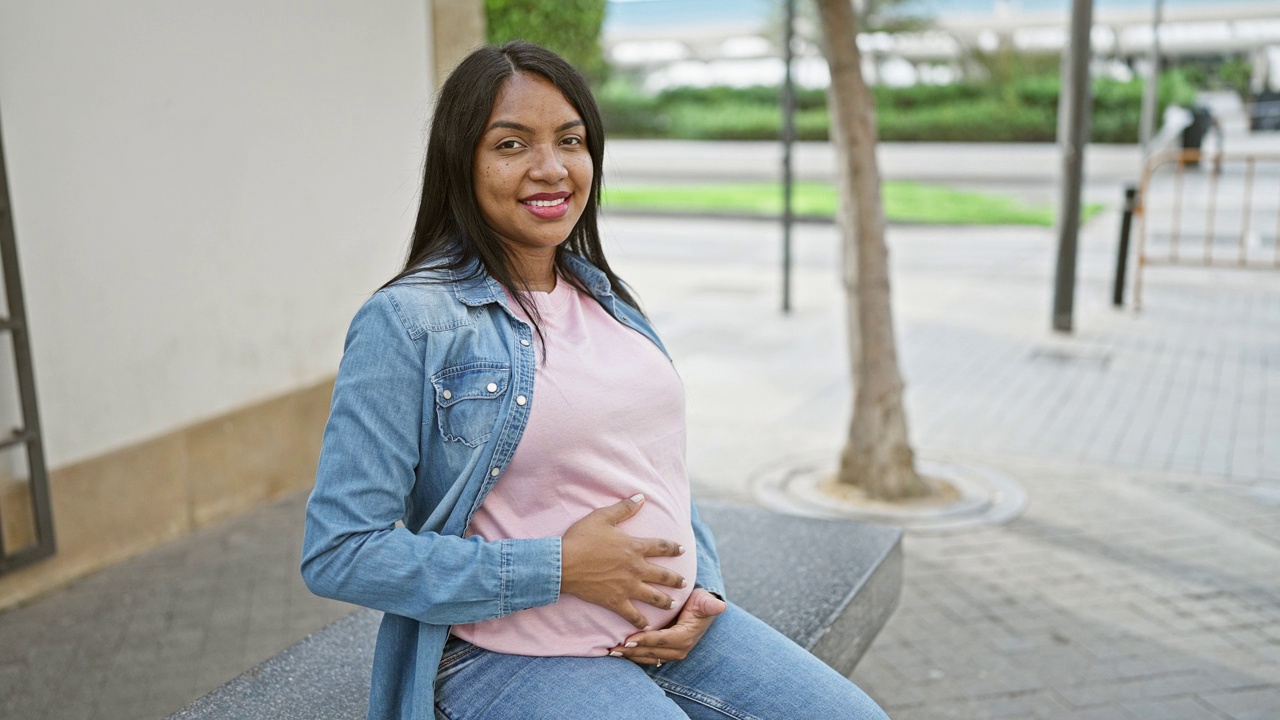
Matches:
[655,660,663,668]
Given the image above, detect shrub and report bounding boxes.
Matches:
[1011,75,1060,109]
[1159,69,1197,110]
[596,80,667,137]
[1218,58,1253,98]
[656,85,828,111]
[1090,105,1141,144]
[663,103,829,141]
[485,0,608,81]
[877,101,1056,142]
[595,68,1203,143]
[664,102,780,140]
[874,82,987,110]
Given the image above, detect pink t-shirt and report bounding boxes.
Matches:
[450,278,695,657]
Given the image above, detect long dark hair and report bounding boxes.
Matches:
[383,40,640,327]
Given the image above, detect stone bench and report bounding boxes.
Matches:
[170,502,903,720]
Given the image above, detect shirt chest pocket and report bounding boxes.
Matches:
[430,362,510,448]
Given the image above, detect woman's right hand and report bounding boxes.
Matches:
[560,494,687,630]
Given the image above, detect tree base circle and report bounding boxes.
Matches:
[750,454,1027,534]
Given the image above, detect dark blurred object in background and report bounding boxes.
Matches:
[1251,91,1280,131]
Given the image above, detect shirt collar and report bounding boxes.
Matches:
[561,252,613,298]
[448,251,613,307]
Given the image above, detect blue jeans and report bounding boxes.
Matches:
[434,603,890,720]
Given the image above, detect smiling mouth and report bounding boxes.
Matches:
[519,192,572,219]
[520,197,567,208]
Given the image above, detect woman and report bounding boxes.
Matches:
[301,41,890,720]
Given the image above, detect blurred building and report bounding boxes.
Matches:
[0,0,485,609]
[604,0,1280,90]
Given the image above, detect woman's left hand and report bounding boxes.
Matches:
[608,588,727,666]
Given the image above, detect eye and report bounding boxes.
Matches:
[496,139,523,150]
[560,135,584,147]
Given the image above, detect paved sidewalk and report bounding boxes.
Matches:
[3,141,1279,718]
[859,457,1280,719]
[0,494,354,720]
[606,210,1280,719]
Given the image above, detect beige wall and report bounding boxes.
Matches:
[0,0,485,608]
[0,1,435,470]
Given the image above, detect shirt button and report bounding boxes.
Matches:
[490,467,500,477]
[516,395,527,406]
[486,382,498,393]
[520,339,531,347]
[442,390,452,400]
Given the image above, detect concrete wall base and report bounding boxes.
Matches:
[0,378,334,610]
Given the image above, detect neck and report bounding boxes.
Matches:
[510,249,556,293]
[523,273,556,293]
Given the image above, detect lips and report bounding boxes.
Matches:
[520,191,571,219]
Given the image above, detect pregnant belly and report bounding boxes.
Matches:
[452,510,698,657]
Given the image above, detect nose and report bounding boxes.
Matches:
[528,144,568,183]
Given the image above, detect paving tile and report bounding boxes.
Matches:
[1061,665,1270,709]
[1120,696,1225,720]
[0,492,352,718]
[1199,687,1280,720]
[1061,707,1133,720]
[45,699,96,720]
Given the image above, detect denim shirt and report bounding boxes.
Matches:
[301,252,725,720]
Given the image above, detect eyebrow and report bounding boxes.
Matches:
[486,119,584,134]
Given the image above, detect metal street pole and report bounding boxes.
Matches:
[1052,0,1094,333]
[1138,0,1164,156]
[780,0,796,314]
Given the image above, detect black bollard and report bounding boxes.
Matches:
[1113,184,1138,307]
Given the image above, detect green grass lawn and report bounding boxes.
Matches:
[602,181,1103,227]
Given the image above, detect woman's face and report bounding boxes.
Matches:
[473,73,593,269]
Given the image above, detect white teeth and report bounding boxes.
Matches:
[522,197,566,207]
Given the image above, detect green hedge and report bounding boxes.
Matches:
[664,103,832,141]
[877,100,1057,142]
[598,70,1198,143]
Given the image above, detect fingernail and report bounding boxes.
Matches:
[668,599,675,609]
[609,651,623,657]
[629,493,645,503]
[625,642,638,648]
[677,545,685,554]
[679,578,687,588]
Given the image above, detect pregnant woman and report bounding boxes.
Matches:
[301,40,890,720]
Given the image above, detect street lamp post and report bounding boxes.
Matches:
[1052,0,1095,333]
[781,0,796,314]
